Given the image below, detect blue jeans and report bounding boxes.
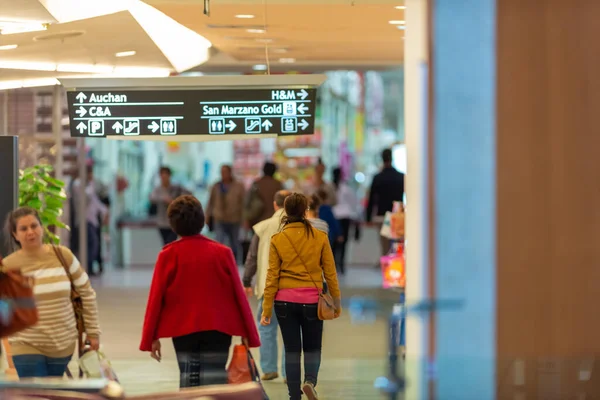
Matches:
[13,354,72,378]
[257,298,285,377]
[214,222,241,263]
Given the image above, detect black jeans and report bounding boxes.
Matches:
[334,218,352,274]
[159,228,178,246]
[172,330,232,388]
[275,301,324,400]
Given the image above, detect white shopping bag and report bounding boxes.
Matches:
[79,350,119,382]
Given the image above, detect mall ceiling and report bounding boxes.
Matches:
[0,0,405,85]
[149,0,406,72]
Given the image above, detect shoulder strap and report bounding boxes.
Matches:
[51,245,72,280]
[281,230,320,291]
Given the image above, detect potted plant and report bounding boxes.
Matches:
[19,165,69,244]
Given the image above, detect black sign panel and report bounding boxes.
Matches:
[66,88,317,138]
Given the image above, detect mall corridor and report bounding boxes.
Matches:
[80,265,395,399]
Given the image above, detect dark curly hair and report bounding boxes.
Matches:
[281,192,314,238]
[167,195,205,237]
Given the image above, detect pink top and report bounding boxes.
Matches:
[275,287,319,304]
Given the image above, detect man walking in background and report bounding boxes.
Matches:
[149,166,190,246]
[366,148,405,259]
[243,190,291,382]
[245,162,284,228]
[206,165,246,263]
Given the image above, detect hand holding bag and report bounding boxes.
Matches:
[52,246,85,378]
[282,231,338,321]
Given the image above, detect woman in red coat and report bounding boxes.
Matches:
[140,195,260,388]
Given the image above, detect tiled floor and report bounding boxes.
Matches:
[1,230,399,399]
[89,266,396,399]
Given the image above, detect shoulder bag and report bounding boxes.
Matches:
[281,231,337,321]
[0,257,38,338]
[52,246,85,378]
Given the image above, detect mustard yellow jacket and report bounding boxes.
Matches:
[262,222,341,318]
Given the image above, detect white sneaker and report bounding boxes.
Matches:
[302,382,319,400]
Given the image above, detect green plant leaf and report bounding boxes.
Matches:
[42,175,65,188]
[26,198,43,209]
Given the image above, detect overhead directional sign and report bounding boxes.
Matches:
[66,87,317,138]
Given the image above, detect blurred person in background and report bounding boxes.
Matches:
[306,194,329,235]
[2,207,101,378]
[261,193,341,400]
[71,165,109,276]
[149,166,190,246]
[140,195,260,388]
[366,149,405,260]
[245,162,284,228]
[302,161,337,206]
[206,165,246,264]
[315,190,342,257]
[332,167,359,275]
[243,190,291,382]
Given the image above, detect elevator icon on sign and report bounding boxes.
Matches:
[281,117,298,134]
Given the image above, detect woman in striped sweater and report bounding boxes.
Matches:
[1,207,101,378]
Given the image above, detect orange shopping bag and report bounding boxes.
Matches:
[228,344,254,384]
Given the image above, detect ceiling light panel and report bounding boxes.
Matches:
[0,44,17,50]
[235,15,255,19]
[115,50,136,57]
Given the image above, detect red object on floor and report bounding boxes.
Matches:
[139,235,261,351]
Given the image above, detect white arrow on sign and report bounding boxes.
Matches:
[298,89,309,100]
[112,121,123,134]
[75,106,87,117]
[76,122,87,134]
[299,119,309,131]
[76,92,87,103]
[226,120,237,132]
[148,121,160,133]
[298,104,309,114]
[262,119,273,131]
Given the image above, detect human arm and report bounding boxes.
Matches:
[320,239,342,315]
[365,176,378,223]
[149,186,162,203]
[224,248,260,348]
[60,247,101,340]
[139,249,174,352]
[261,239,282,319]
[242,234,259,289]
[206,184,216,220]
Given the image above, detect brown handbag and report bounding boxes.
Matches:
[282,231,338,321]
[52,246,86,378]
[0,257,38,338]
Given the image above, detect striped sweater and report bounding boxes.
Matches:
[2,245,101,357]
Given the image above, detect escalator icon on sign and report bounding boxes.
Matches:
[160,118,177,135]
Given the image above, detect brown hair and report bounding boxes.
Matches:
[308,193,321,212]
[4,207,43,249]
[281,193,314,237]
[274,190,291,208]
[167,195,205,237]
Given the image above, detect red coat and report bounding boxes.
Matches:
[139,235,260,351]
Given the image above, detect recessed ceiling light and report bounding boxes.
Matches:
[389,20,406,25]
[397,25,406,30]
[247,28,266,34]
[255,38,273,44]
[272,48,288,54]
[0,44,18,50]
[115,50,136,57]
[395,6,406,9]
[235,14,255,19]
[279,58,296,63]
[253,64,268,71]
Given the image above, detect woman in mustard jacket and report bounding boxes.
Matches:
[260,193,341,400]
